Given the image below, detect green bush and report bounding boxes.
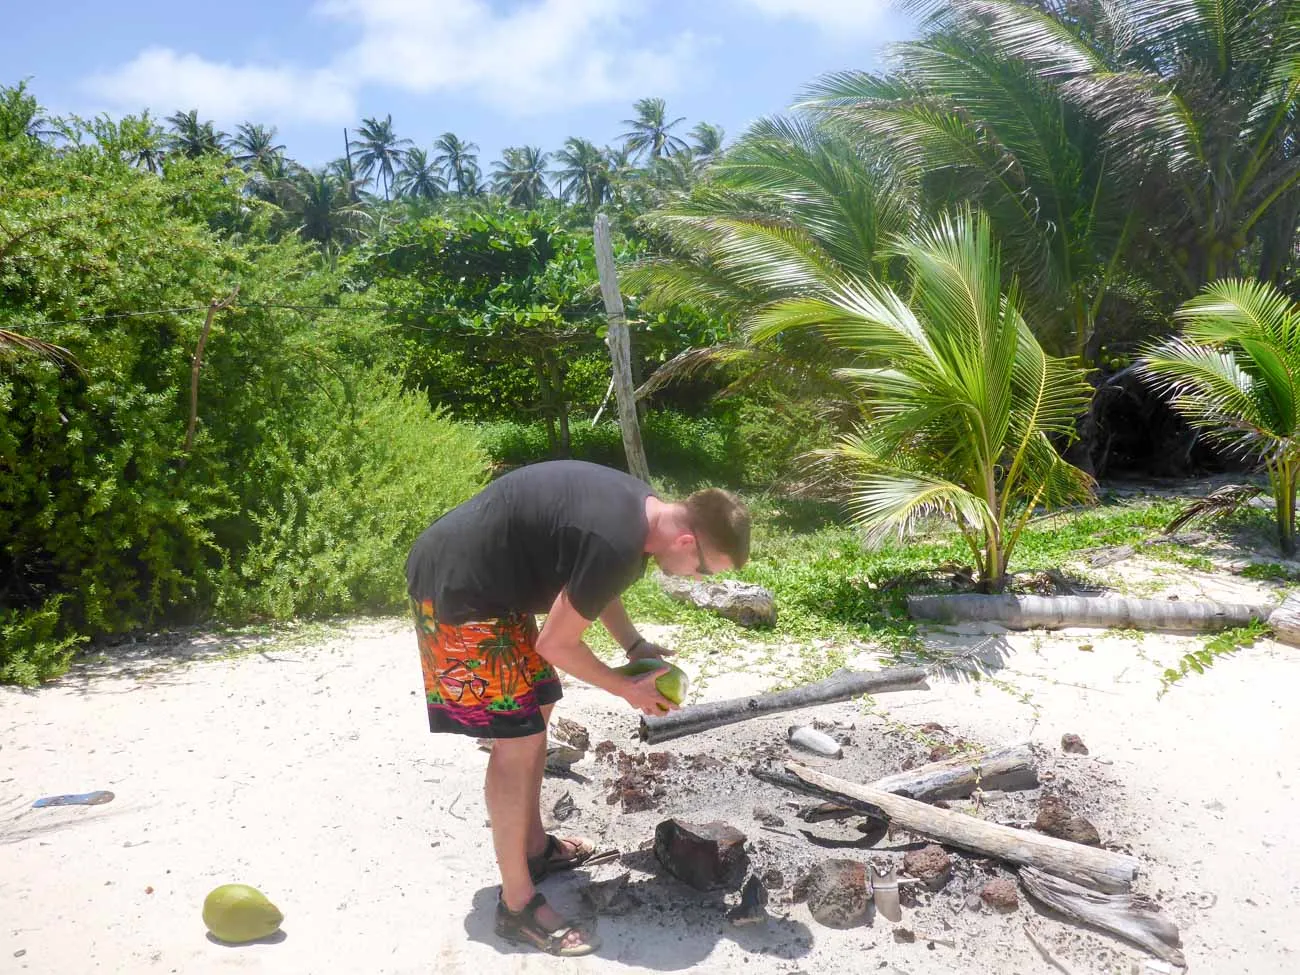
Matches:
[0,596,86,686]
[477,397,836,491]
[0,114,486,684]
[218,371,487,619]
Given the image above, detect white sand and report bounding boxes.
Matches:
[2,604,1298,974]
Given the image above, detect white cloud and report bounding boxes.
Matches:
[84,47,356,124]
[735,0,894,33]
[83,0,696,124]
[319,0,694,113]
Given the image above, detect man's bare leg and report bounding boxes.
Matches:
[485,724,587,948]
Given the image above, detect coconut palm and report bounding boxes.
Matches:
[690,122,726,161]
[903,0,1300,293]
[1140,280,1300,553]
[230,122,285,172]
[165,109,227,158]
[553,137,610,210]
[753,210,1093,590]
[0,81,56,143]
[800,25,1136,358]
[620,97,689,161]
[433,132,481,195]
[491,146,551,208]
[628,115,919,322]
[274,167,371,251]
[348,115,412,201]
[394,148,445,202]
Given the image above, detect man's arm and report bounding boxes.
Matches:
[599,597,641,652]
[600,596,675,661]
[536,589,675,715]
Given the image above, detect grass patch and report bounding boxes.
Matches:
[612,495,1185,676]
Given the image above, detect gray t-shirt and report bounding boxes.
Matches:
[405,460,654,623]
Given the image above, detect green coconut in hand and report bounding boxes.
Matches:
[614,658,689,706]
[202,884,284,944]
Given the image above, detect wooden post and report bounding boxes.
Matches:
[592,213,651,482]
[184,287,240,456]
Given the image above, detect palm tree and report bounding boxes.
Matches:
[433,132,481,195]
[247,153,296,203]
[230,122,285,172]
[754,210,1093,590]
[124,114,167,174]
[0,81,56,143]
[620,97,689,161]
[491,146,551,208]
[1140,280,1300,554]
[164,109,227,158]
[274,167,371,251]
[628,115,919,322]
[908,0,1300,293]
[553,137,610,211]
[393,147,445,201]
[690,122,726,161]
[348,115,412,201]
[800,26,1136,359]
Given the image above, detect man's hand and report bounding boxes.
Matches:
[627,639,675,663]
[618,666,677,716]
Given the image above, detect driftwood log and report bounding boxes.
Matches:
[639,667,928,744]
[869,744,1039,801]
[1019,867,1184,966]
[783,763,1139,893]
[908,593,1269,634]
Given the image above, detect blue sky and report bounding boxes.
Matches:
[6,0,914,168]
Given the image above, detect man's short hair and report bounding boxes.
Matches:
[684,488,751,569]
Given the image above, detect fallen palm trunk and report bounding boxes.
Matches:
[1019,867,1184,966]
[639,667,929,744]
[868,744,1038,801]
[783,762,1139,893]
[908,593,1269,634]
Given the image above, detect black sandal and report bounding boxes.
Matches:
[495,891,599,957]
[527,833,600,883]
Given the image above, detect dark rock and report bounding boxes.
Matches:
[595,740,618,759]
[1034,795,1101,846]
[654,819,749,891]
[553,717,590,752]
[552,791,576,823]
[981,877,1018,912]
[646,751,675,771]
[893,927,917,944]
[1061,733,1089,755]
[753,806,786,828]
[761,868,785,890]
[928,744,953,762]
[793,859,872,928]
[727,874,769,925]
[902,844,952,892]
[658,575,777,628]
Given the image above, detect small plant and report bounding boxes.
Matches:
[1141,280,1300,555]
[1157,621,1269,697]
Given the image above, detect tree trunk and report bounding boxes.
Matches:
[1019,867,1184,966]
[907,593,1271,634]
[592,213,651,481]
[867,744,1039,801]
[639,667,929,744]
[782,762,1140,893]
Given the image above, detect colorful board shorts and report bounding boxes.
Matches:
[410,598,563,739]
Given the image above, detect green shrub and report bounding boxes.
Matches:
[0,596,86,687]
[218,371,487,619]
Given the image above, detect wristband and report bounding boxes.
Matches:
[627,636,648,655]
